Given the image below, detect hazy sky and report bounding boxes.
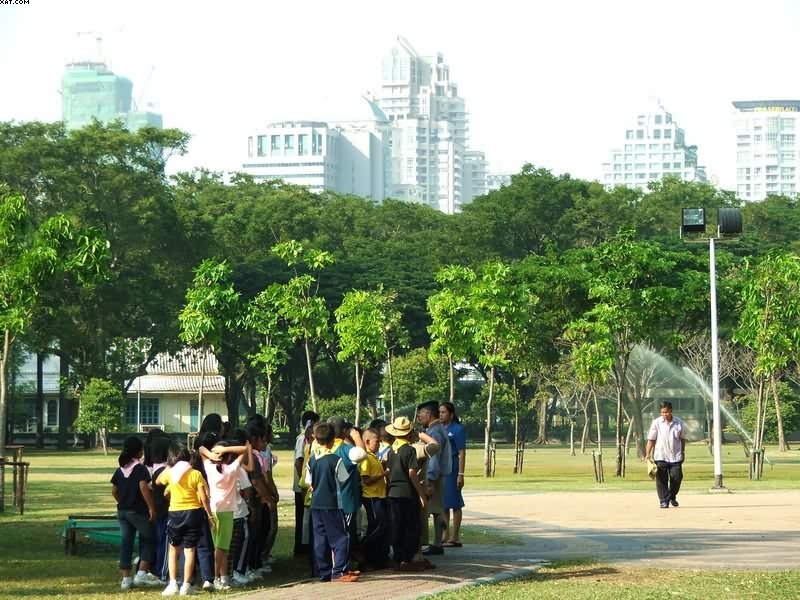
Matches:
[2,0,800,188]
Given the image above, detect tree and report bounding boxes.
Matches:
[272,241,334,413]
[244,283,292,420]
[381,347,450,416]
[0,187,108,458]
[565,231,691,476]
[334,288,391,426]
[469,261,538,477]
[0,121,192,390]
[178,259,240,427]
[428,265,477,404]
[73,378,126,455]
[734,252,800,453]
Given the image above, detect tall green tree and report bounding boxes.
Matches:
[178,259,240,426]
[0,187,108,457]
[734,251,800,453]
[73,378,126,455]
[334,288,391,426]
[565,231,693,476]
[428,265,478,403]
[272,241,334,413]
[469,261,538,477]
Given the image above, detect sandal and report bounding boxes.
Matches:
[442,541,463,547]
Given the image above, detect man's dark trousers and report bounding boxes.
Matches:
[655,460,683,504]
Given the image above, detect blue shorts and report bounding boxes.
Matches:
[167,508,203,548]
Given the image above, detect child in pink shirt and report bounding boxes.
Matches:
[203,440,252,591]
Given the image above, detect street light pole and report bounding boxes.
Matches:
[709,235,724,489]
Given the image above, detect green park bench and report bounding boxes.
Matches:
[63,514,126,555]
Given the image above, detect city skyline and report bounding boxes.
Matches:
[2,0,800,190]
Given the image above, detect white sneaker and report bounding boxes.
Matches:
[162,581,180,596]
[201,580,214,591]
[134,572,163,587]
[244,569,262,580]
[214,577,231,591]
[179,583,198,596]
[256,565,272,575]
[121,577,134,591]
[232,571,252,586]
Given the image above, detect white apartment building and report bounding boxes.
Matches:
[603,101,707,191]
[378,37,481,214]
[242,97,392,199]
[732,100,799,202]
[463,151,488,202]
[486,173,512,192]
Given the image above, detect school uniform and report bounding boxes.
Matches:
[360,450,389,566]
[111,462,156,571]
[385,440,421,563]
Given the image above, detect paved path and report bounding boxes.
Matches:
[464,490,800,569]
[236,490,800,599]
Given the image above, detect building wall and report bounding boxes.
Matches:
[603,102,706,191]
[733,100,800,201]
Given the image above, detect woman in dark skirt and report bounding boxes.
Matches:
[439,402,466,547]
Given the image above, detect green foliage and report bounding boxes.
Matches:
[740,383,800,444]
[335,289,389,367]
[73,378,126,435]
[314,394,356,424]
[382,347,450,410]
[178,259,240,348]
[734,252,800,377]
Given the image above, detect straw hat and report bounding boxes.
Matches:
[386,416,414,437]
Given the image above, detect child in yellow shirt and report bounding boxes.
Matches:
[359,428,389,569]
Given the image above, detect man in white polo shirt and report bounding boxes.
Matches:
[645,401,686,509]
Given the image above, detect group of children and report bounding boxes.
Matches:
[297,404,459,583]
[110,403,463,592]
[110,414,279,595]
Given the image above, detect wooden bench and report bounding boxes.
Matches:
[63,514,119,555]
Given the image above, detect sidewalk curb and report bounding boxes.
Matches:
[408,561,548,599]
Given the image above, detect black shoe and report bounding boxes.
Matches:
[659,502,669,508]
[670,499,679,507]
[422,545,444,556]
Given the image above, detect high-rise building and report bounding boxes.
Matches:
[61,61,162,131]
[463,150,488,202]
[378,37,483,214]
[241,97,392,199]
[602,101,706,191]
[486,173,512,192]
[732,100,799,201]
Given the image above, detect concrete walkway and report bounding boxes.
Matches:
[236,490,800,599]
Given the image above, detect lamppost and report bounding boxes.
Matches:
[681,207,741,491]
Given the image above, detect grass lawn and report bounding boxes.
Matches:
[432,560,800,600]
[0,442,796,598]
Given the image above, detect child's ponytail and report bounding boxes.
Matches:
[119,436,144,467]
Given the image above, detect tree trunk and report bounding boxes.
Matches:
[36,352,44,449]
[771,376,789,452]
[580,400,589,454]
[304,338,317,413]
[448,355,455,404]
[534,395,549,444]
[58,355,69,450]
[100,427,108,455]
[483,366,495,477]
[592,389,602,453]
[513,378,520,473]
[0,330,12,507]
[753,375,765,452]
[386,350,396,421]
[197,347,206,432]
[354,360,361,427]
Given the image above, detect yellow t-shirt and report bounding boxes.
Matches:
[359,451,386,499]
[163,468,206,511]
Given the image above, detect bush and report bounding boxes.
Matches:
[740,382,800,444]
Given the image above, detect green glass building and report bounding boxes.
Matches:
[61,61,161,131]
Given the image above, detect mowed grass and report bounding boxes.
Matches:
[0,443,797,599]
[432,560,800,600]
